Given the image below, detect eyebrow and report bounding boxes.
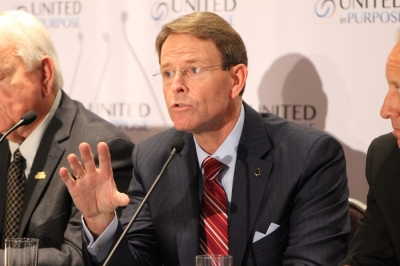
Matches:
[160,59,201,69]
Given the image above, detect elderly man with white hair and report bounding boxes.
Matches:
[0,10,134,265]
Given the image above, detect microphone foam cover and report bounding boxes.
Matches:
[21,111,37,126]
[171,138,185,154]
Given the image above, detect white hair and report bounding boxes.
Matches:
[0,10,63,90]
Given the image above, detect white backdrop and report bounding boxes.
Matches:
[1,0,398,203]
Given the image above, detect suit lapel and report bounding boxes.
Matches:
[19,92,76,235]
[167,133,201,264]
[229,103,273,263]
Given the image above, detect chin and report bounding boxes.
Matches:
[172,120,195,132]
[173,124,192,132]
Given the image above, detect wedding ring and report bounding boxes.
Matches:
[74,170,86,180]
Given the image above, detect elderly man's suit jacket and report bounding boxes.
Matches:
[340,133,400,265]
[0,91,134,266]
[84,102,349,266]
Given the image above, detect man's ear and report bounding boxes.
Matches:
[230,63,248,98]
[40,56,55,96]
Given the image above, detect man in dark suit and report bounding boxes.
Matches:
[0,10,133,265]
[60,11,350,265]
[340,34,400,266]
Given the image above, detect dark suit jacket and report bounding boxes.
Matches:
[340,133,400,265]
[85,102,349,266]
[0,91,134,266]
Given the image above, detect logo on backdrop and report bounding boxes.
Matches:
[258,54,326,129]
[259,105,318,128]
[150,2,169,21]
[315,0,336,18]
[314,0,400,24]
[8,1,82,28]
[150,0,238,24]
[85,102,151,130]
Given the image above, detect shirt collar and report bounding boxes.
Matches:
[194,104,245,168]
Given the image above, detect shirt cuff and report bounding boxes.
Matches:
[82,213,118,262]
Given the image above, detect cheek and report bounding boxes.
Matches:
[12,75,42,99]
[163,87,170,100]
[0,82,15,104]
[4,84,42,117]
[204,84,230,106]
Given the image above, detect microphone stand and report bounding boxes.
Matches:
[102,146,181,266]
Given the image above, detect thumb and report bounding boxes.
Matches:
[115,192,130,207]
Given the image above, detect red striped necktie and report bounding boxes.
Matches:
[200,156,228,255]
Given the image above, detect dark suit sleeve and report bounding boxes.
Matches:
[339,138,398,266]
[283,135,350,266]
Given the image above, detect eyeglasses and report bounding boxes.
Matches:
[152,64,232,84]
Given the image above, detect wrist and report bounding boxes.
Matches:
[84,212,115,238]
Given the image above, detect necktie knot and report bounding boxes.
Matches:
[203,156,225,182]
[13,149,24,163]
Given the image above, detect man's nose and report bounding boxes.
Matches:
[380,90,400,119]
[169,71,188,93]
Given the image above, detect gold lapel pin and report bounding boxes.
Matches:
[35,171,46,179]
[253,168,262,177]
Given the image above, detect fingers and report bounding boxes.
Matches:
[78,142,97,174]
[60,142,113,182]
[97,142,113,177]
[67,152,85,178]
[59,167,75,190]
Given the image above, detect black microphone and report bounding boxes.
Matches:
[103,137,185,266]
[0,111,37,144]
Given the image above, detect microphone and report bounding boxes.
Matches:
[103,137,185,266]
[0,111,37,144]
